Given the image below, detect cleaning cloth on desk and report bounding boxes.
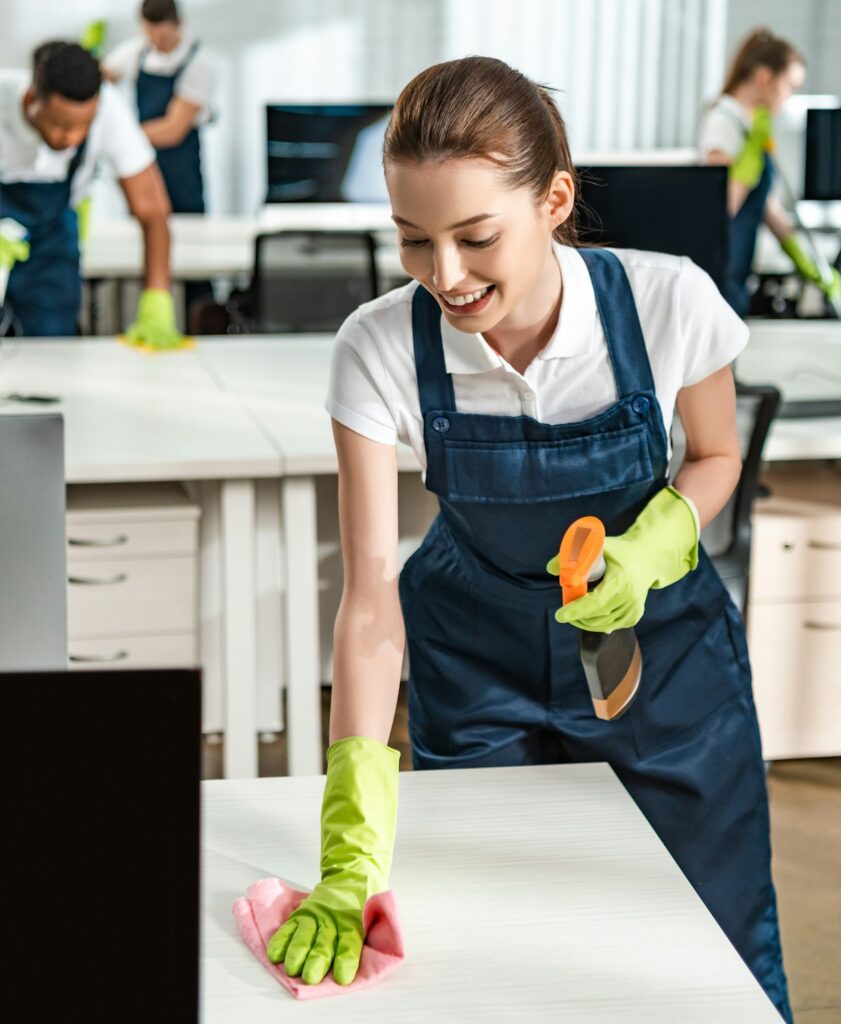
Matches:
[116,334,196,354]
[233,878,405,1000]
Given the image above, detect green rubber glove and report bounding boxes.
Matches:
[124,288,186,350]
[547,487,699,633]
[780,235,841,300]
[0,226,30,270]
[267,736,400,985]
[75,197,92,246]
[729,105,773,189]
[80,20,107,58]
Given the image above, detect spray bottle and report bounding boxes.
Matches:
[557,516,642,721]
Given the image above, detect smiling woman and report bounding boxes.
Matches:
[266,55,792,1023]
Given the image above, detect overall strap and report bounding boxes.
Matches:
[579,248,655,398]
[66,138,88,183]
[411,284,456,414]
[173,40,201,82]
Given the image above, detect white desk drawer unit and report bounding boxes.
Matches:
[748,465,841,759]
[66,483,200,670]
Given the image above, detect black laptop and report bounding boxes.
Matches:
[3,668,201,1022]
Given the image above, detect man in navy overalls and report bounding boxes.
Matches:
[0,41,179,344]
[105,0,215,323]
[399,250,792,1021]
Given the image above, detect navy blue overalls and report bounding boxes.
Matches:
[723,120,775,317]
[0,141,86,336]
[137,41,211,316]
[398,249,792,1021]
[136,41,205,214]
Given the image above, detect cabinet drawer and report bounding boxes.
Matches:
[68,633,197,670]
[67,557,196,639]
[66,518,197,561]
[748,601,841,759]
[750,514,841,602]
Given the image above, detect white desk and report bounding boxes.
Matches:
[82,211,404,284]
[2,328,837,780]
[738,320,841,461]
[0,338,281,780]
[202,763,781,1022]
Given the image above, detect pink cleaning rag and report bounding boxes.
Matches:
[232,878,405,1000]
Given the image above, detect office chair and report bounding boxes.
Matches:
[234,229,381,334]
[705,383,782,615]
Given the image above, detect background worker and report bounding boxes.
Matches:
[103,0,216,322]
[0,40,181,344]
[700,27,841,316]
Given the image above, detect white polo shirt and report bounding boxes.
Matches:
[103,33,214,126]
[699,94,751,160]
[325,244,748,472]
[0,71,154,207]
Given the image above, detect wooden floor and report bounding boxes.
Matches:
[203,685,841,1021]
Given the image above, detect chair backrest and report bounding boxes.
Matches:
[0,413,67,669]
[251,230,380,333]
[687,383,781,614]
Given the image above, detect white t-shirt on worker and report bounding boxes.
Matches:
[103,33,214,126]
[0,70,154,207]
[698,94,751,160]
[325,244,749,473]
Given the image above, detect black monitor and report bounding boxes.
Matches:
[575,165,730,290]
[265,103,392,203]
[803,107,841,200]
[3,668,201,1022]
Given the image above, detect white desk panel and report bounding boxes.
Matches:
[199,337,421,473]
[202,764,781,1022]
[0,339,280,482]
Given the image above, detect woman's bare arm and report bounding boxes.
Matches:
[704,148,751,218]
[329,420,405,746]
[673,365,743,529]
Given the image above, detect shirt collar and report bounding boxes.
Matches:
[439,242,598,375]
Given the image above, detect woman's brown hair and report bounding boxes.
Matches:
[722,28,804,96]
[383,56,579,245]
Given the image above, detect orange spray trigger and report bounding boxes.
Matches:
[558,516,606,605]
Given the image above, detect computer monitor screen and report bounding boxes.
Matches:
[266,103,392,203]
[575,165,730,290]
[3,668,201,1022]
[803,107,841,200]
[0,413,66,670]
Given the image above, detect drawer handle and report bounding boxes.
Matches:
[68,534,129,548]
[803,621,841,632]
[807,541,841,552]
[69,650,129,664]
[68,573,128,586]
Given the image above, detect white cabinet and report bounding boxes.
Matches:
[66,483,200,670]
[748,466,841,759]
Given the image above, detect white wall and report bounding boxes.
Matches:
[1,0,838,215]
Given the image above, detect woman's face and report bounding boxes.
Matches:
[756,61,806,113]
[386,156,572,335]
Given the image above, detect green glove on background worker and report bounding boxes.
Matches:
[780,234,841,301]
[548,486,699,633]
[0,226,30,271]
[267,736,400,985]
[124,289,188,350]
[79,20,107,59]
[729,105,774,189]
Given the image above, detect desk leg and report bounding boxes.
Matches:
[221,479,258,779]
[281,476,323,776]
